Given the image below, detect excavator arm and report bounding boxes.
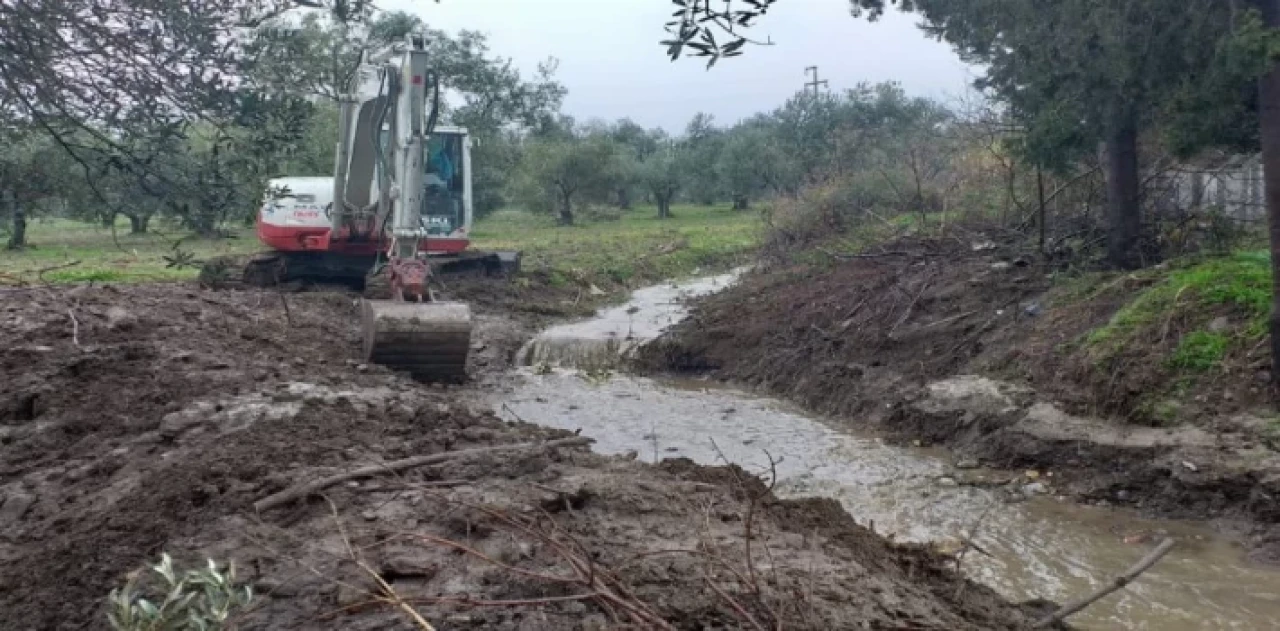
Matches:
[336,34,474,381]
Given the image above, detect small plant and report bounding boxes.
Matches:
[107,553,253,631]
[1169,330,1229,372]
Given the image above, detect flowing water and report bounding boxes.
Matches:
[491,272,1280,630]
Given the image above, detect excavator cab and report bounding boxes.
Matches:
[422,132,464,236]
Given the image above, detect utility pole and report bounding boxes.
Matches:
[804,66,828,96]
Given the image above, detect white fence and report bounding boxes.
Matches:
[1159,154,1265,223]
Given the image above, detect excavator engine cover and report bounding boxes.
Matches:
[361,299,472,382]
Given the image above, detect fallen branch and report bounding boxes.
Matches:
[255,437,592,512]
[1033,538,1175,629]
[816,246,915,261]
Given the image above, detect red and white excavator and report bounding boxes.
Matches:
[232,33,517,381]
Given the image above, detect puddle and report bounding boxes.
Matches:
[493,272,1280,630]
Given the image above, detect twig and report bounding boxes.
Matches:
[35,259,82,284]
[67,308,82,348]
[326,497,437,631]
[888,281,930,336]
[255,437,592,511]
[952,502,997,599]
[918,309,978,332]
[278,291,293,329]
[816,246,915,261]
[703,574,767,631]
[1032,538,1175,628]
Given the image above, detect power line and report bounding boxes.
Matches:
[804,66,828,96]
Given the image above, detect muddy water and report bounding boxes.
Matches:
[490,273,1280,630]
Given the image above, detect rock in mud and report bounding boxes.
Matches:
[956,457,980,470]
[1021,482,1048,497]
[1209,316,1230,333]
[104,306,137,331]
[0,491,35,523]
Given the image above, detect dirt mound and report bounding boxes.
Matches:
[0,282,1040,630]
[641,232,1049,419]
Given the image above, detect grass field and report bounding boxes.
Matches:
[0,204,760,287]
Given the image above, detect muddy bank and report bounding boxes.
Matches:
[0,281,1041,629]
[638,232,1280,546]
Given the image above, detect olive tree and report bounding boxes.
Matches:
[512,136,620,225]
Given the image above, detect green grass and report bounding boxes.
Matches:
[470,204,760,287]
[0,217,261,285]
[1169,330,1230,371]
[1085,250,1272,350]
[1,204,760,288]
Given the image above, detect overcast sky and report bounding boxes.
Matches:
[379,0,978,133]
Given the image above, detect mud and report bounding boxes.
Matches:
[639,231,1280,556]
[502,272,1280,630]
[0,281,1039,629]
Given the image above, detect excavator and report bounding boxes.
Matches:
[217,33,517,381]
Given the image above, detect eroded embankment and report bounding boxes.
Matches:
[638,231,1280,554]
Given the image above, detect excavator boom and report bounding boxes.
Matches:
[339,33,473,381]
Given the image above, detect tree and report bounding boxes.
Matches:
[666,0,1253,270]
[640,146,689,219]
[0,124,89,245]
[513,136,619,225]
[682,112,726,205]
[883,0,1244,269]
[716,125,797,209]
[607,119,667,208]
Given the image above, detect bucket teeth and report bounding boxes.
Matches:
[361,299,472,381]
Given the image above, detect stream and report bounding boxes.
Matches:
[489,271,1280,630]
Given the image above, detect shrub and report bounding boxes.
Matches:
[107,554,253,631]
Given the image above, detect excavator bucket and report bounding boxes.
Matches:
[360,299,472,381]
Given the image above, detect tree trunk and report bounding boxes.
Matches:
[732,194,749,211]
[101,211,116,228]
[1104,110,1141,269]
[3,190,23,250]
[558,195,574,226]
[129,214,150,234]
[1256,0,1280,393]
[8,209,26,250]
[617,188,632,210]
[657,196,671,219]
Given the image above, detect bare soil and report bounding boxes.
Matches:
[639,227,1280,553]
[0,279,1044,630]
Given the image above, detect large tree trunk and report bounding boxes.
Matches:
[617,188,632,210]
[1257,0,1280,393]
[1104,110,1141,269]
[657,196,672,219]
[128,214,149,234]
[732,194,749,211]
